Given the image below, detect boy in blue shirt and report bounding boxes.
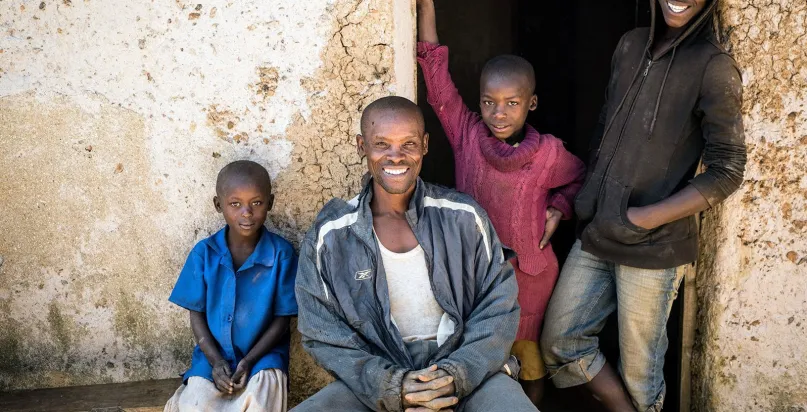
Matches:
[165,160,298,412]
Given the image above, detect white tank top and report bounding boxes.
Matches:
[376,238,445,342]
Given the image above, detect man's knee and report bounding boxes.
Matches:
[291,381,370,412]
[540,325,608,389]
[540,322,576,369]
[460,373,538,412]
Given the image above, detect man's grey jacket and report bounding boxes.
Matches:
[295,178,520,411]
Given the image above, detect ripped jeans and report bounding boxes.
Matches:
[540,240,686,412]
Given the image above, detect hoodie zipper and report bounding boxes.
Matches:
[597,58,653,199]
[643,59,654,76]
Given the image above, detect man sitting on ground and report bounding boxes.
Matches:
[292,96,537,412]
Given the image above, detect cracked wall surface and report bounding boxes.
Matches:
[3,0,804,409]
[0,0,414,399]
[693,1,807,410]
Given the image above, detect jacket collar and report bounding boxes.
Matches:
[207,225,276,272]
[350,177,427,245]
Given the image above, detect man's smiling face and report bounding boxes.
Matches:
[357,109,428,196]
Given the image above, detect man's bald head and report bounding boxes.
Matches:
[360,96,425,138]
[216,160,272,197]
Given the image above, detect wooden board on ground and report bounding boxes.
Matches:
[0,378,181,412]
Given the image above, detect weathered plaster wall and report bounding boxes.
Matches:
[694,1,807,410]
[0,0,414,399]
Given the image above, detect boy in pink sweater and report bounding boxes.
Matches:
[416,0,586,405]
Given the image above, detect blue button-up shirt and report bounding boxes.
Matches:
[169,226,298,383]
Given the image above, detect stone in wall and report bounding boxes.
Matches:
[694,1,807,410]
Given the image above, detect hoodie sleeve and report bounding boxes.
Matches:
[691,53,747,206]
[436,211,520,399]
[295,237,409,412]
[417,42,479,151]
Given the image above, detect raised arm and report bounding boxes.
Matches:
[417,0,438,44]
[416,0,480,150]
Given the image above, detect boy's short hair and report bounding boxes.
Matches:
[481,55,536,94]
[360,96,425,136]
[216,160,272,196]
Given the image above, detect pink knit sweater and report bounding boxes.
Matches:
[418,42,585,340]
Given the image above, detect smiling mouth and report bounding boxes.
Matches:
[491,125,511,132]
[667,0,691,13]
[382,167,409,176]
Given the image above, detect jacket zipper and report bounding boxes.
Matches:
[597,58,653,199]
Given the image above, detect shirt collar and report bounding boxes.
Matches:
[503,127,526,146]
[207,226,276,272]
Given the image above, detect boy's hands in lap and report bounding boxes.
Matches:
[540,207,563,250]
[402,364,458,411]
[212,359,235,393]
[231,358,252,391]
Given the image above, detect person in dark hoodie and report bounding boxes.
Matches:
[540,1,746,411]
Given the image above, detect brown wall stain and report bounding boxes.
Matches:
[694,1,807,410]
[0,93,192,389]
[277,0,400,402]
[0,0,403,403]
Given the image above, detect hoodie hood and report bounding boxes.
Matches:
[647,0,718,58]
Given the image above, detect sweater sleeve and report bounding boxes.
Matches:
[691,53,747,206]
[417,42,479,151]
[547,140,587,220]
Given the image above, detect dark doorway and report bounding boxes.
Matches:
[417,1,684,411]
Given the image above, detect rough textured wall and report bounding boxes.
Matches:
[0,0,413,399]
[694,1,807,410]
